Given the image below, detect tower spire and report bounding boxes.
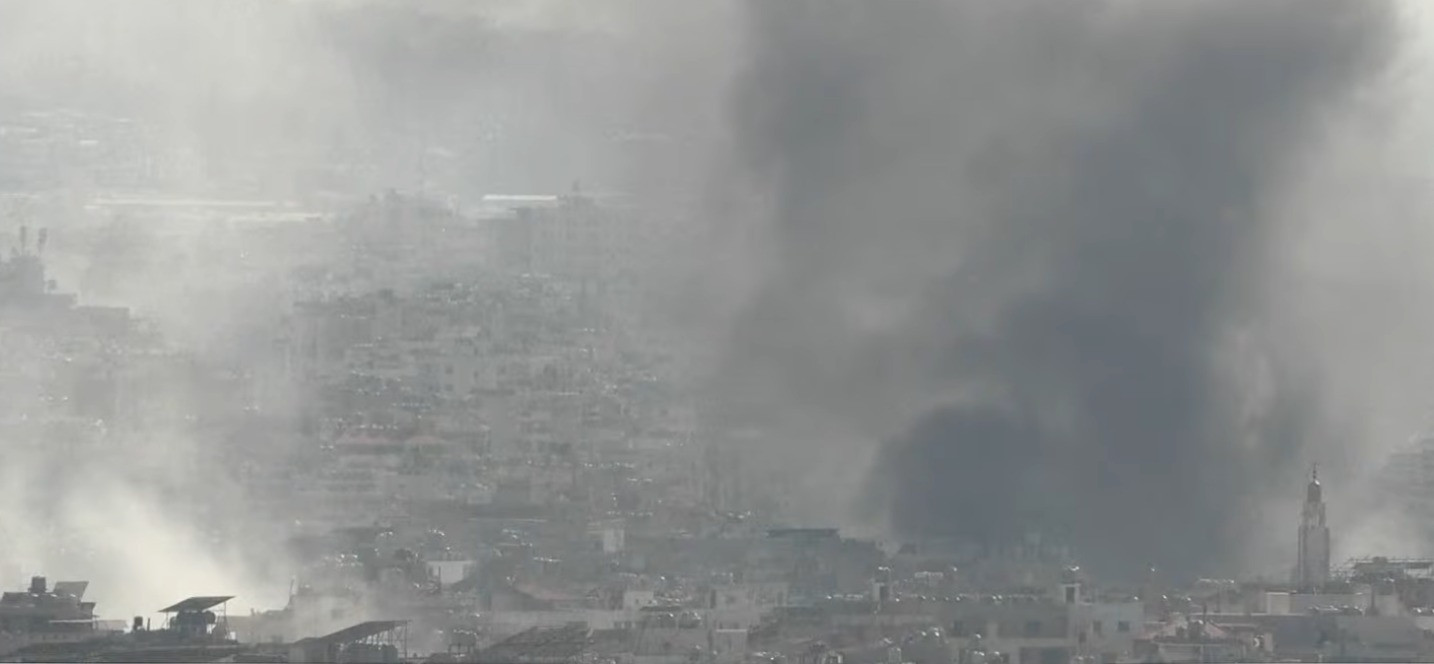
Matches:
[1295,465,1331,590]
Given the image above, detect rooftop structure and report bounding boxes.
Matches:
[151,595,235,643]
[0,576,103,658]
[0,226,54,308]
[475,624,590,664]
[1339,557,1434,581]
[159,596,235,614]
[288,620,409,664]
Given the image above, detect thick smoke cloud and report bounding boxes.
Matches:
[714,0,1394,579]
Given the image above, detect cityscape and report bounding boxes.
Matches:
[4,1,1434,663]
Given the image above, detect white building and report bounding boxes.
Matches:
[1074,599,1144,663]
[944,583,1144,664]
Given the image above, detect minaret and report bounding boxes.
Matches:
[1294,464,1331,590]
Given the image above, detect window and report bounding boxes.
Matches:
[1092,620,1103,636]
[1117,621,1131,633]
[1025,621,1042,637]
[1065,586,1077,603]
[952,621,966,637]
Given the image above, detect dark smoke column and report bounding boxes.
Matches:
[715,0,1392,580]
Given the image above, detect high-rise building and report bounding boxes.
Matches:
[1294,466,1331,590]
[1378,436,1434,539]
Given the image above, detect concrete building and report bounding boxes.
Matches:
[1379,436,1434,540]
[944,600,1072,664]
[0,577,106,657]
[1132,616,1270,664]
[1073,599,1144,664]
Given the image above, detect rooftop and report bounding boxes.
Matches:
[293,620,409,647]
[158,596,234,613]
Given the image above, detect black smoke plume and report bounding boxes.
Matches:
[715,0,1393,579]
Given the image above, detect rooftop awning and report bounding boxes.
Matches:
[158,596,234,613]
[293,620,408,647]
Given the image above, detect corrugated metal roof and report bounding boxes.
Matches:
[158,596,234,613]
[293,620,408,647]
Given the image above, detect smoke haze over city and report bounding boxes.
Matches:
[5,1,1434,660]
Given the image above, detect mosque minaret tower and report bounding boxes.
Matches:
[1294,465,1331,590]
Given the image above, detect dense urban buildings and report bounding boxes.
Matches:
[3,182,1433,663]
